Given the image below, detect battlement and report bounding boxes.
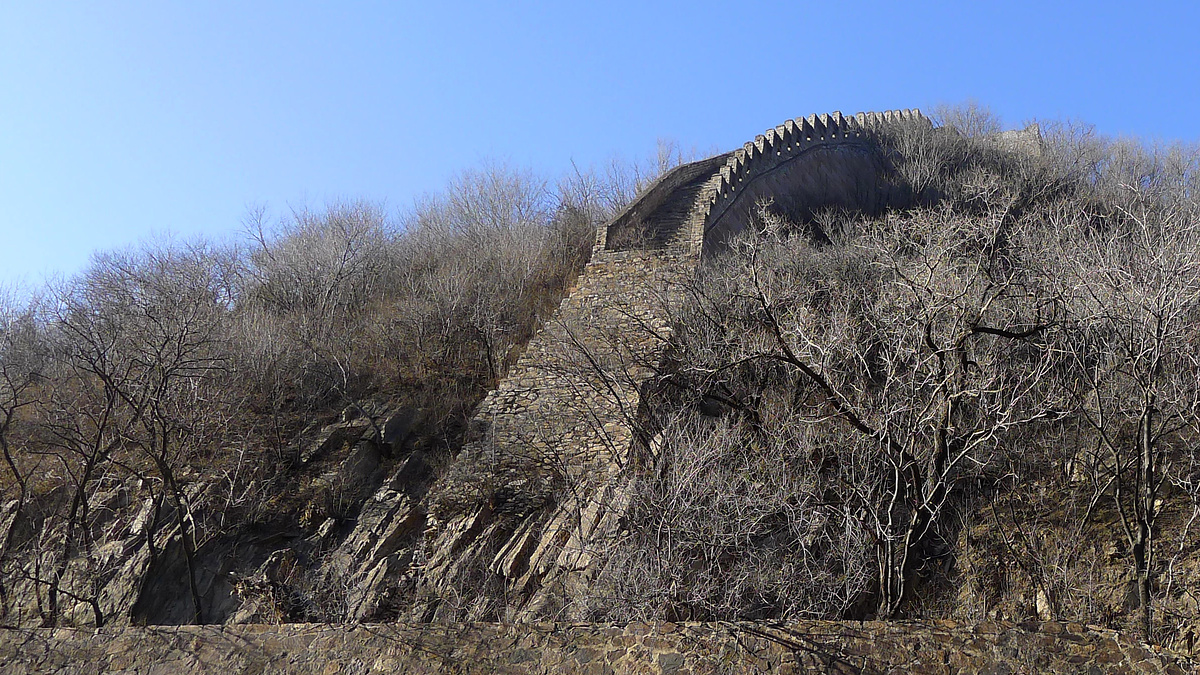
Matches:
[693,109,927,253]
[603,109,928,258]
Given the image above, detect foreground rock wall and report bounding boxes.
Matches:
[3,620,1194,674]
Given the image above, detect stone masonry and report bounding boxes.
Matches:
[4,620,1194,674]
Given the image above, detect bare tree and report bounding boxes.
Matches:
[0,288,45,503]
[0,288,46,621]
[1040,192,1200,640]
[40,240,236,626]
[594,409,874,622]
[659,205,1062,619]
[107,242,235,624]
[36,273,147,627]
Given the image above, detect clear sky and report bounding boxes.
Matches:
[2,1,1198,289]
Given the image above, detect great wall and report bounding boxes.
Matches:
[356,109,933,625]
[3,109,1195,673]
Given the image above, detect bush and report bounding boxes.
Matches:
[595,111,1200,640]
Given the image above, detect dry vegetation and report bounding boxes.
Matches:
[0,154,672,627]
[2,108,1199,648]
[592,108,1200,646]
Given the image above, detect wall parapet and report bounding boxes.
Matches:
[601,109,929,257]
[686,109,929,255]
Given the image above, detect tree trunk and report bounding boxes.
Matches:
[163,469,204,625]
[44,458,96,627]
[1136,405,1155,641]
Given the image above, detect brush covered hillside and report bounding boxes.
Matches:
[2,105,1199,658]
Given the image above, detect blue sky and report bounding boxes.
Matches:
[2,1,1198,288]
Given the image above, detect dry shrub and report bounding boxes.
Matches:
[593,413,873,622]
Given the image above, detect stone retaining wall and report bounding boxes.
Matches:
[3,620,1193,674]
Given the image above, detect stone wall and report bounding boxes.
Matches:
[689,110,928,255]
[409,245,697,621]
[603,153,730,250]
[323,242,703,621]
[322,109,932,623]
[3,620,1193,674]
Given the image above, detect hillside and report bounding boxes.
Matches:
[2,105,1199,671]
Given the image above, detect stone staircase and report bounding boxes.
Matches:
[637,169,721,247]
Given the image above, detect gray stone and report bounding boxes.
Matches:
[299,417,372,464]
[0,620,1191,674]
[338,440,383,501]
[381,406,419,451]
[0,499,18,562]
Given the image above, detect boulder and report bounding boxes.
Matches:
[322,453,431,580]
[381,406,420,453]
[227,549,299,624]
[337,440,384,504]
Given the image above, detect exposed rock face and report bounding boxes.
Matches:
[317,452,428,621]
[0,500,18,562]
[2,620,1193,674]
[1,484,190,628]
[298,417,372,465]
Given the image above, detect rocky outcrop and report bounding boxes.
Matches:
[3,620,1194,674]
[0,500,18,562]
[0,483,191,628]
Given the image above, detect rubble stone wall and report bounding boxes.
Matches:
[3,620,1193,674]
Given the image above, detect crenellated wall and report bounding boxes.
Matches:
[689,109,928,255]
[601,109,929,258]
